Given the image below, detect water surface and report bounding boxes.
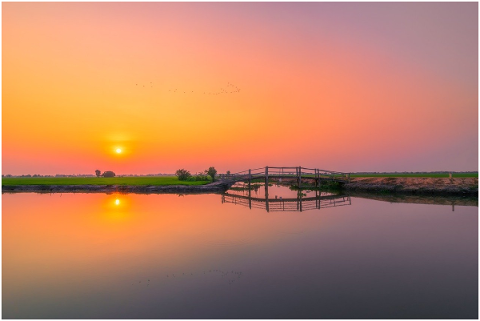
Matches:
[2,190,477,318]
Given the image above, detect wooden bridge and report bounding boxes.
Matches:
[222,192,351,212]
[218,166,350,188]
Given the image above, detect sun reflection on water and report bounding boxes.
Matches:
[100,195,132,222]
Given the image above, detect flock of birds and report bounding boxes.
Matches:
[132,269,243,287]
[136,82,154,88]
[135,81,241,96]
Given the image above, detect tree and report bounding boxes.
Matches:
[95,169,101,177]
[226,170,231,175]
[205,167,217,182]
[102,171,115,177]
[175,169,191,181]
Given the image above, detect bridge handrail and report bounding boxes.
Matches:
[300,166,317,171]
[220,166,350,181]
[230,167,265,175]
[316,169,349,175]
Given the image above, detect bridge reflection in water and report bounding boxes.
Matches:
[222,188,351,212]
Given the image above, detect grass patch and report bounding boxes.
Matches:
[2,176,210,186]
[351,173,478,178]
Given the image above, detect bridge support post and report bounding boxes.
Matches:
[265,166,268,186]
[317,169,321,190]
[248,169,251,189]
[265,166,269,212]
[297,166,301,188]
[265,185,269,213]
[299,189,303,212]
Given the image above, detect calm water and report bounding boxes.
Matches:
[2,188,478,318]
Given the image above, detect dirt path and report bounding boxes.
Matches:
[344,177,478,196]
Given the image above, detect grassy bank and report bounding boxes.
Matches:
[2,176,210,186]
[351,173,478,178]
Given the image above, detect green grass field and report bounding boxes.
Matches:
[2,176,211,186]
[350,173,478,178]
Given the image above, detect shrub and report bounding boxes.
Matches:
[176,169,192,181]
[194,173,210,181]
[102,171,115,177]
[205,167,217,182]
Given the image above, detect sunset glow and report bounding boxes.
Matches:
[2,2,477,175]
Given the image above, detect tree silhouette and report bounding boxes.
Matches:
[95,170,101,177]
[102,171,115,177]
[175,169,191,181]
[206,167,217,182]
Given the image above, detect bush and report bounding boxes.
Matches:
[102,171,115,177]
[194,173,210,181]
[176,169,192,181]
[205,167,217,182]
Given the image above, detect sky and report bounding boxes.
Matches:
[2,2,478,175]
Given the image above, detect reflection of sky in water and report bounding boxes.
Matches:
[228,182,327,198]
[2,192,477,318]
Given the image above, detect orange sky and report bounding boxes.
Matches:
[2,2,478,175]
[3,192,339,303]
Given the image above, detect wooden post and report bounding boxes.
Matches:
[248,187,251,209]
[248,169,251,188]
[265,185,269,213]
[265,166,269,212]
[318,170,321,190]
[298,166,301,188]
[299,188,303,212]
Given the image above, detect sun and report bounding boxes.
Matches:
[115,199,120,205]
[116,148,122,154]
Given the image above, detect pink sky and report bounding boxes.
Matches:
[2,2,478,175]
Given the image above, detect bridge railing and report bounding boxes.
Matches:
[218,166,350,182]
[221,194,352,212]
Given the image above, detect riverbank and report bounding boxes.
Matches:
[3,177,478,196]
[2,180,232,194]
[346,191,477,207]
[344,177,478,196]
